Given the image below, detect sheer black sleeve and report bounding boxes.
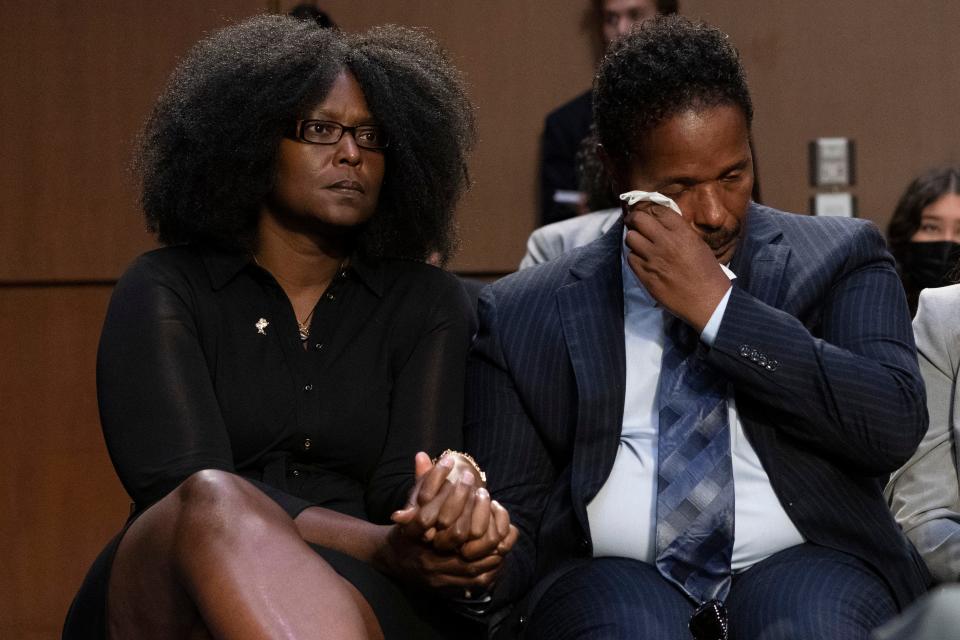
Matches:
[363,271,474,524]
[97,253,311,517]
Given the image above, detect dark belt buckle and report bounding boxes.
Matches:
[689,599,728,640]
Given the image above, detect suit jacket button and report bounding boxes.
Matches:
[578,538,591,555]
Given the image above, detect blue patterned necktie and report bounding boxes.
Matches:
[655,313,734,604]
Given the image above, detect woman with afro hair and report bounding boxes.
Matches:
[63,15,516,640]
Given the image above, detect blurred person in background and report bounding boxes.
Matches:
[522,125,620,268]
[289,2,337,28]
[886,258,960,584]
[880,259,960,640]
[538,0,678,226]
[887,167,960,315]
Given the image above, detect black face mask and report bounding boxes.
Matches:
[901,241,960,290]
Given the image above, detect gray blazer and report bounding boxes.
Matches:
[887,283,960,583]
[518,209,620,269]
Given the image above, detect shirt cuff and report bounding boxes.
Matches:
[700,286,733,347]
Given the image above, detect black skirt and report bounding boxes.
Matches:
[62,528,484,639]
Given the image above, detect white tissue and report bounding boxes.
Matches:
[619,190,736,280]
[619,190,682,216]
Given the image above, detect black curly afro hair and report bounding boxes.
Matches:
[137,15,475,263]
[593,14,752,166]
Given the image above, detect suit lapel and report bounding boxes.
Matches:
[557,222,627,534]
[728,205,790,458]
[730,204,790,308]
[555,207,792,536]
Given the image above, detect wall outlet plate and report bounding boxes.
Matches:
[811,192,857,217]
[809,137,856,187]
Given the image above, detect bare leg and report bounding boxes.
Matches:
[107,470,383,640]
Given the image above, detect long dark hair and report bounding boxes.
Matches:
[887,167,960,267]
[887,168,960,312]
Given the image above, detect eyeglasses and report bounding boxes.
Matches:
[689,600,728,640]
[290,119,390,150]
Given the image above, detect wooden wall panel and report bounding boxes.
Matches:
[0,0,266,282]
[3,3,960,638]
[4,2,960,276]
[0,287,128,638]
[655,1,960,229]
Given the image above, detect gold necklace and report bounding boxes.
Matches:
[297,308,316,341]
[252,253,347,341]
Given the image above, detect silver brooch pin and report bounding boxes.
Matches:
[255,318,270,335]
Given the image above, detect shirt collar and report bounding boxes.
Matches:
[200,245,384,297]
[202,248,250,291]
[346,253,385,298]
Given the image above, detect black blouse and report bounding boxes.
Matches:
[97,245,473,525]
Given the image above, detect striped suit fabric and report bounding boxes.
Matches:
[465,203,931,635]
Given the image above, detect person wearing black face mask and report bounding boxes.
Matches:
[902,241,960,290]
[887,167,960,315]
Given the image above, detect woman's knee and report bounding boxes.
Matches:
[176,469,249,507]
[176,470,279,526]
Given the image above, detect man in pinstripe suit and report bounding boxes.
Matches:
[466,16,930,640]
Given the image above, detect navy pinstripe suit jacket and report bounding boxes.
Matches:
[466,203,931,614]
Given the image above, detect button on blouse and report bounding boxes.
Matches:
[96,245,473,525]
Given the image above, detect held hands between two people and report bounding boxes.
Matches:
[623,202,733,334]
[388,452,518,594]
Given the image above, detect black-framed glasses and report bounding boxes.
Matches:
[290,119,389,150]
[689,600,729,640]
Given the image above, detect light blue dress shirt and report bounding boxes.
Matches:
[586,241,803,572]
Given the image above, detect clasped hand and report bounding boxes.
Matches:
[387,452,517,594]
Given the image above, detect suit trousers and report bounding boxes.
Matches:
[523,544,897,640]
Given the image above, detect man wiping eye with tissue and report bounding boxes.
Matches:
[619,189,738,295]
[466,15,928,640]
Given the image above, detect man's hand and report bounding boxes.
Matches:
[377,521,504,592]
[458,498,518,560]
[623,202,732,332]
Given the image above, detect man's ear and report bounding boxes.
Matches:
[596,143,625,203]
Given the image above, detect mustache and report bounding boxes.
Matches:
[702,222,741,252]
